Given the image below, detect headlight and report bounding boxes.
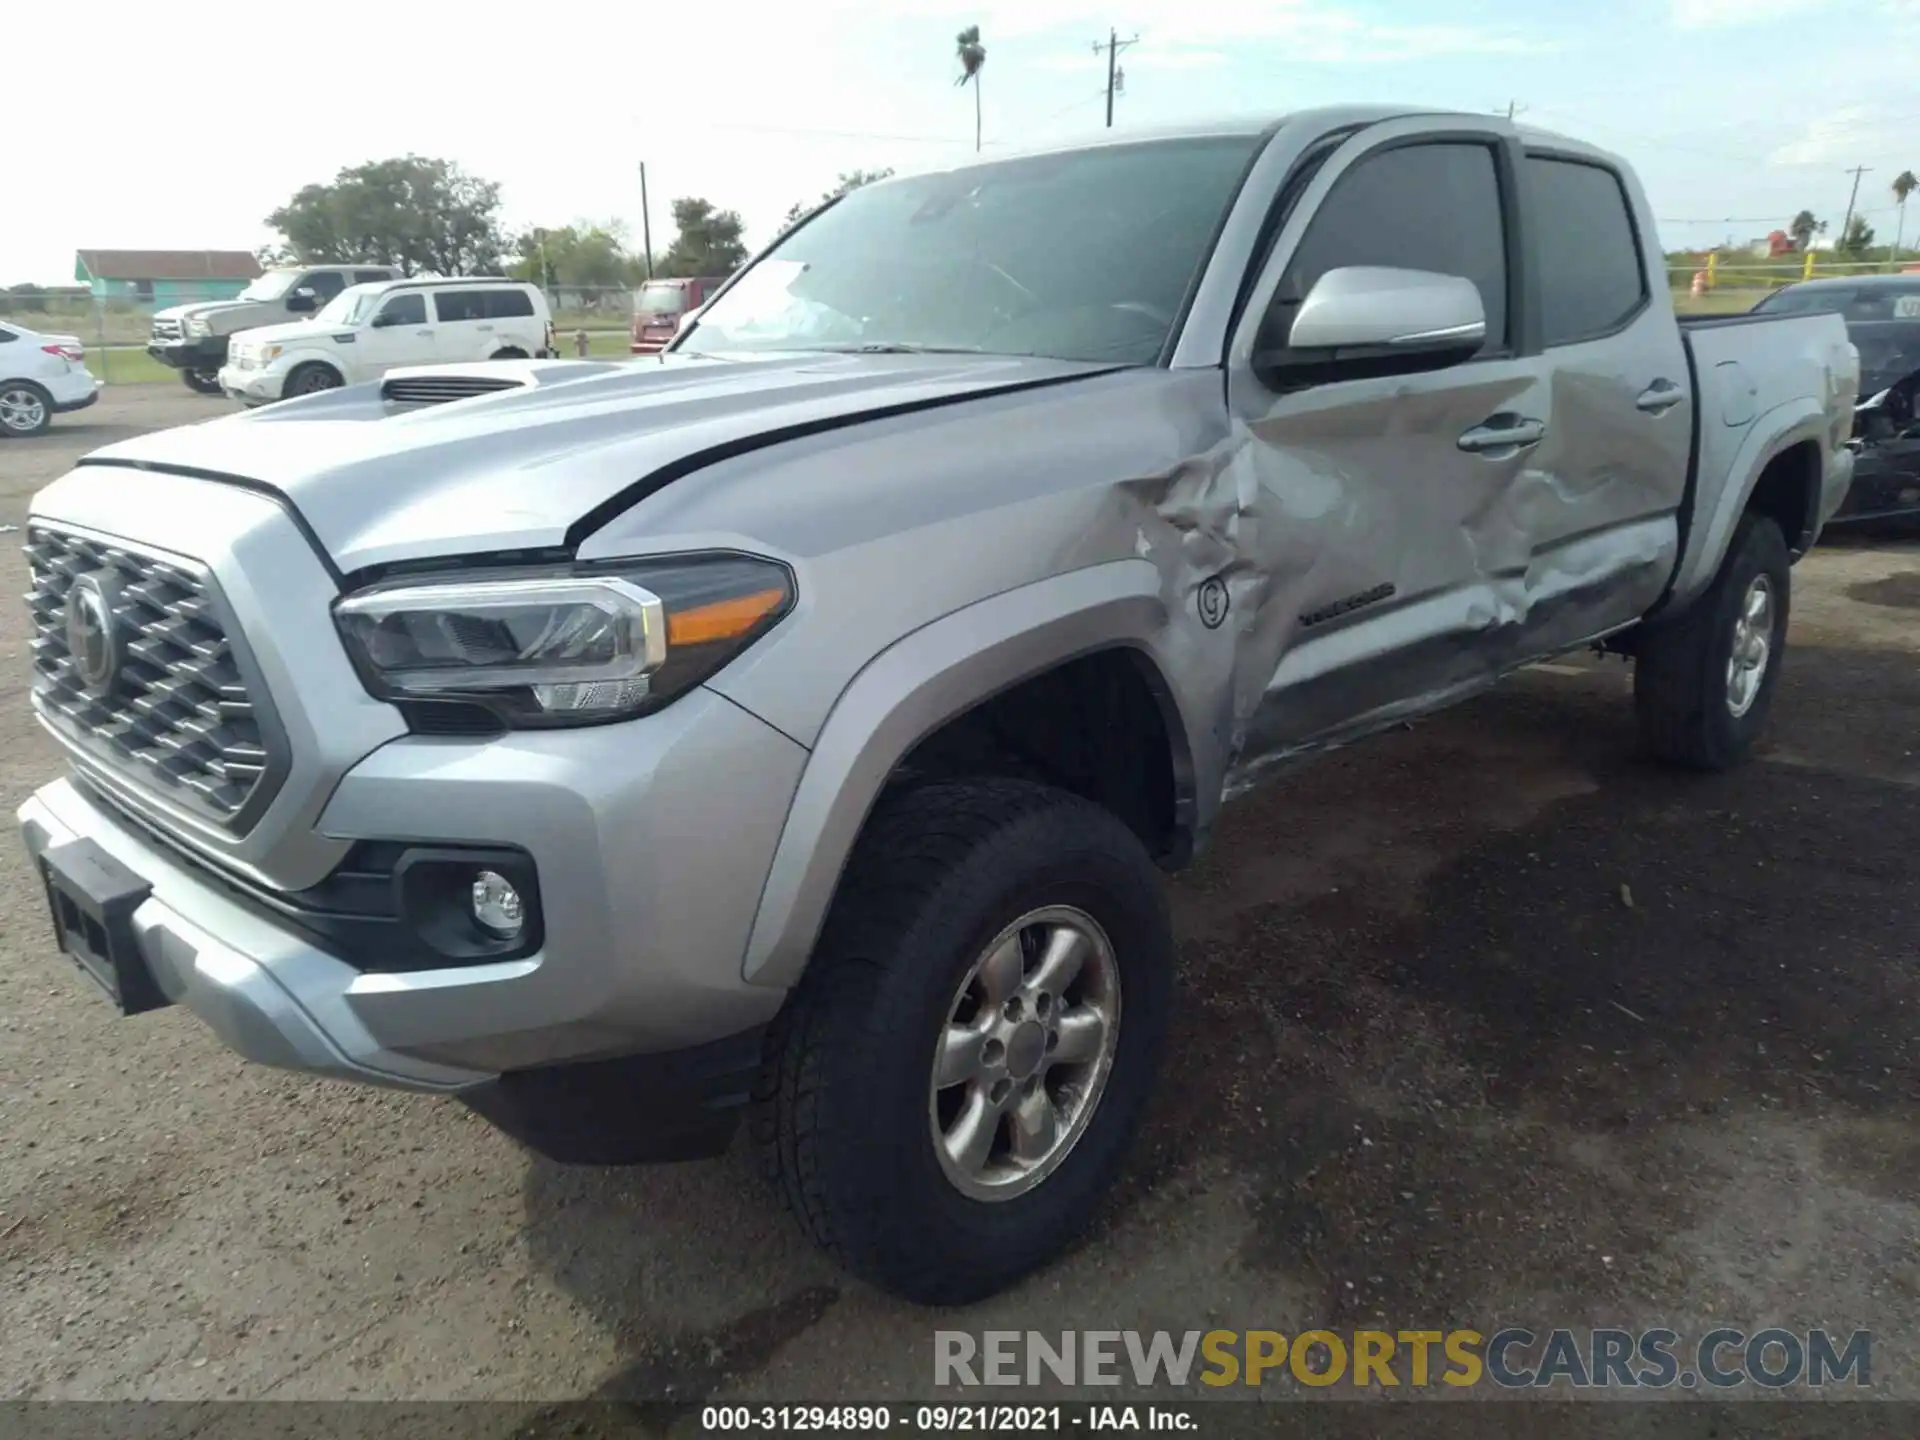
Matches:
[187,317,212,337]
[333,554,795,727]
[261,344,282,363]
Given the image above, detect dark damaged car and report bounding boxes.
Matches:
[1753,274,1920,525]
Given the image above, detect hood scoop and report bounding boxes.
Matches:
[380,372,529,407]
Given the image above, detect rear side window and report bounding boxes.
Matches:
[434,290,483,322]
[1280,142,1509,353]
[484,289,536,319]
[304,271,347,301]
[1527,157,1648,345]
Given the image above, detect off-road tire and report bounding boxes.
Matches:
[490,347,529,360]
[1635,511,1790,771]
[181,369,222,395]
[752,778,1174,1306]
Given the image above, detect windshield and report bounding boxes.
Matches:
[636,283,691,316]
[681,134,1263,365]
[315,285,382,326]
[238,271,300,302]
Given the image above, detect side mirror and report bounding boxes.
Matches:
[370,310,397,328]
[287,288,318,314]
[1257,266,1487,386]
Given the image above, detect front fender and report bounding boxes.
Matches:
[738,558,1204,990]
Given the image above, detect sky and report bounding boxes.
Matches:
[10,0,1920,285]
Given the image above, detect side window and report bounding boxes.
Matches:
[0,327,15,344]
[354,269,393,286]
[304,271,347,302]
[1526,157,1649,345]
[484,289,536,319]
[376,293,427,327]
[434,290,483,322]
[1279,142,1508,353]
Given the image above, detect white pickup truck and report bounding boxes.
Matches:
[19,107,1857,1305]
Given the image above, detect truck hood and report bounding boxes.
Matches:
[153,299,263,324]
[73,352,1119,575]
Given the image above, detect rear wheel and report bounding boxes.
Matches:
[285,363,342,397]
[0,380,52,437]
[181,368,222,395]
[1634,512,1790,771]
[754,778,1174,1305]
[490,347,528,361]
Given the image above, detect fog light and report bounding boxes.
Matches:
[470,870,524,939]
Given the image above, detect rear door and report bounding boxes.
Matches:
[1513,148,1692,649]
[480,288,543,353]
[432,288,495,359]
[1223,119,1548,765]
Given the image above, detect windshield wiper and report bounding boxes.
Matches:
[806,342,988,355]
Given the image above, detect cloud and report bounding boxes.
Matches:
[1767,105,1876,165]
[1671,0,1830,27]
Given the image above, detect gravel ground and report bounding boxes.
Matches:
[0,392,1917,1420]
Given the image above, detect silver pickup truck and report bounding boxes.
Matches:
[17,107,1856,1306]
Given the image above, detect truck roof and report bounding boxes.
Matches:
[863,105,1623,183]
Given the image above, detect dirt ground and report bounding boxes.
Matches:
[1,392,1917,1418]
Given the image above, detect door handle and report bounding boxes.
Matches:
[1636,379,1685,414]
[1457,415,1546,454]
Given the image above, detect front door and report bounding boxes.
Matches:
[1221,122,1549,778]
[359,291,438,378]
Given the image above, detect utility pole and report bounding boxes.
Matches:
[1840,164,1872,252]
[1093,28,1140,128]
[639,162,655,281]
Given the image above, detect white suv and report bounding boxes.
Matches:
[219,278,552,405]
[0,319,101,437]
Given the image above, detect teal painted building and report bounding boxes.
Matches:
[74,249,263,308]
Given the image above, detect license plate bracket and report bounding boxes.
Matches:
[38,839,168,1015]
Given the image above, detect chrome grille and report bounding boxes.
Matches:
[151,318,184,343]
[24,525,278,828]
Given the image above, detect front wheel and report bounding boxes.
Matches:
[754,778,1174,1305]
[1634,512,1790,771]
[181,368,222,395]
[0,381,52,437]
[284,363,342,397]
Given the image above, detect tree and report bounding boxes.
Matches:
[657,198,748,278]
[1840,213,1877,255]
[955,25,986,153]
[1788,209,1820,251]
[265,156,508,276]
[511,223,638,289]
[782,168,896,231]
[1893,170,1918,258]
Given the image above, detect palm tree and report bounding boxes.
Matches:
[955,25,986,152]
[1893,171,1918,262]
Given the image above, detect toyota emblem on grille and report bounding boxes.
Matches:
[65,574,122,696]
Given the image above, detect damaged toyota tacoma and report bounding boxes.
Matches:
[16,108,1857,1305]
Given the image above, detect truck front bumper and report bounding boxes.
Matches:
[17,686,807,1161]
[147,336,228,372]
[219,362,286,405]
